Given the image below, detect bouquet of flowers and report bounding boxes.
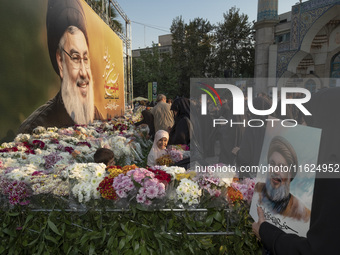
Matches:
[176,178,202,206]
[0,177,31,206]
[229,178,255,204]
[113,168,166,206]
[64,163,106,203]
[167,145,190,163]
[155,154,174,166]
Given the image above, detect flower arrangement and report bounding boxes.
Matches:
[176,178,202,206]
[229,178,255,203]
[0,177,31,205]
[155,154,174,166]
[0,117,257,210]
[64,163,106,203]
[167,144,190,163]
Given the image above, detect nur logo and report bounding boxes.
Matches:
[198,82,222,115]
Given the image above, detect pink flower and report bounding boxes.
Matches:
[144,199,152,206]
[146,185,158,199]
[132,171,145,183]
[139,187,147,194]
[116,190,127,198]
[136,193,146,203]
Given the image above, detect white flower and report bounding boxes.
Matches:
[14,133,30,143]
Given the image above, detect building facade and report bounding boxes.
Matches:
[132,34,172,58]
[254,0,340,93]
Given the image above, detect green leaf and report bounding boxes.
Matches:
[212,222,222,231]
[205,215,214,227]
[213,211,223,223]
[118,238,126,250]
[45,235,58,245]
[101,228,107,244]
[168,219,173,229]
[133,241,140,253]
[235,227,242,237]
[7,212,19,217]
[141,245,148,255]
[2,228,16,237]
[23,214,34,229]
[107,236,114,248]
[89,243,95,255]
[47,220,61,236]
[27,237,40,246]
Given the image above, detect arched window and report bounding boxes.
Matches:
[330,52,340,87]
[304,79,316,93]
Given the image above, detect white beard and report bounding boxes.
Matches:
[61,62,94,125]
[265,176,290,201]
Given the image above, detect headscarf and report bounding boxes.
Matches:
[169,98,190,145]
[171,97,190,121]
[147,130,169,166]
[46,0,88,75]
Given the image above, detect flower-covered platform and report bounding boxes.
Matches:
[0,118,262,254]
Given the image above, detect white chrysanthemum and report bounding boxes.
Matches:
[75,145,91,154]
[2,158,20,168]
[14,133,30,143]
[27,154,45,166]
[47,127,58,133]
[0,142,16,149]
[160,166,186,178]
[32,126,46,134]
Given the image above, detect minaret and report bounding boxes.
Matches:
[254,0,279,93]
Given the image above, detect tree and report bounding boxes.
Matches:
[86,0,122,32]
[213,7,255,78]
[171,17,214,97]
[133,44,179,99]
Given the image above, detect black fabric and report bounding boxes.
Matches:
[168,98,191,145]
[134,109,155,138]
[17,91,102,134]
[218,98,247,165]
[236,97,271,175]
[259,87,340,255]
[17,91,75,134]
[46,0,88,75]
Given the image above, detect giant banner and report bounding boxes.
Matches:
[0,0,124,141]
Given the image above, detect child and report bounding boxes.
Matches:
[94,148,115,166]
[147,130,169,166]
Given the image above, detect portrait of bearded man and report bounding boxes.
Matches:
[254,136,311,223]
[17,0,102,135]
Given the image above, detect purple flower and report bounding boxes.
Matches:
[43,152,63,169]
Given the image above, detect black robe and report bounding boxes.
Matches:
[17,91,102,134]
[259,87,340,255]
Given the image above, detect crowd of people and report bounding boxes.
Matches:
[133,88,340,254]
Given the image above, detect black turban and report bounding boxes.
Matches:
[46,0,88,75]
[268,136,298,180]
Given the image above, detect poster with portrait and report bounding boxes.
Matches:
[79,0,125,119]
[250,122,321,237]
[0,0,124,141]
